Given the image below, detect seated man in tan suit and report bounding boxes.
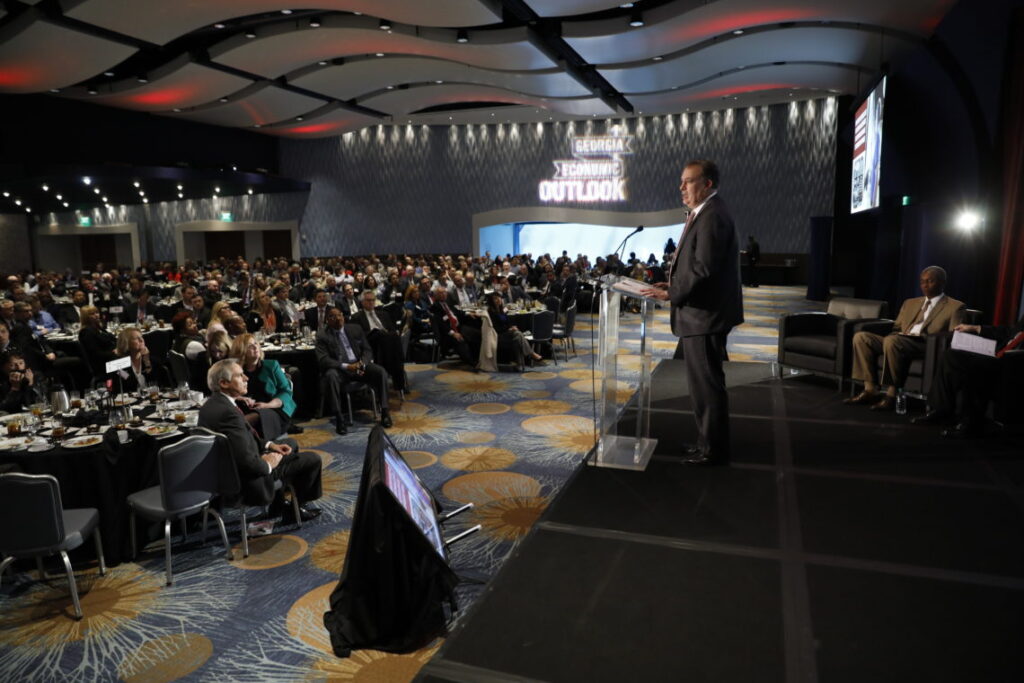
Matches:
[845,266,965,411]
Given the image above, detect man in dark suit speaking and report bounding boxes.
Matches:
[198,358,322,521]
[644,159,743,465]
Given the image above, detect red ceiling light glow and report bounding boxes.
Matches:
[673,9,818,40]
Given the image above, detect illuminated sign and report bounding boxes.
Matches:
[78,216,92,227]
[219,212,234,222]
[539,126,633,203]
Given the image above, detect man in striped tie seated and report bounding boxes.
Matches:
[845,266,965,411]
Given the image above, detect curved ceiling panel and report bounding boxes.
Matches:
[63,63,251,111]
[360,84,615,118]
[290,57,591,101]
[63,0,502,46]
[0,19,136,93]
[563,0,953,64]
[261,107,380,138]
[210,20,554,78]
[166,84,325,127]
[598,27,915,94]
[532,1,642,17]
[627,63,860,113]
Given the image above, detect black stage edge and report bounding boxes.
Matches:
[418,361,1024,683]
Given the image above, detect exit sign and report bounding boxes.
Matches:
[219,212,233,222]
[78,216,92,227]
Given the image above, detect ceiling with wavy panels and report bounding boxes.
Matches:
[0,0,956,138]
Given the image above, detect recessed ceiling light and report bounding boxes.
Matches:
[102,195,108,201]
[25,207,31,213]
[254,124,262,128]
[104,71,115,77]
[82,177,92,185]
[1,191,7,197]
[49,88,60,93]
[296,116,304,121]
[87,88,98,95]
[281,9,292,14]
[733,29,745,35]
[456,30,468,43]
[219,97,229,103]
[41,184,49,191]
[247,188,253,195]
[386,85,394,90]
[172,108,181,112]
[620,3,635,7]
[56,194,62,200]
[653,55,663,61]
[214,186,221,193]
[379,19,391,30]
[14,199,21,206]
[63,202,69,207]
[133,181,140,187]
[375,52,385,57]
[178,192,184,198]
[137,76,148,83]
[245,30,257,38]
[629,12,644,27]
[309,18,321,28]
[435,80,443,84]
[142,198,148,203]
[139,190,145,196]
[318,60,328,66]
[93,188,100,194]
[214,23,226,29]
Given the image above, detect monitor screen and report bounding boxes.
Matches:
[381,436,446,558]
[851,75,886,214]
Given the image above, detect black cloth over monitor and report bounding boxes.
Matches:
[323,426,458,657]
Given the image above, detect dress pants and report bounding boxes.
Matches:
[322,363,389,419]
[851,332,925,386]
[271,437,322,505]
[928,348,999,423]
[678,333,730,461]
[366,330,407,391]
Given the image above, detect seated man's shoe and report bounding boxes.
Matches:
[286,423,305,434]
[682,444,702,456]
[380,411,393,428]
[844,390,879,405]
[911,410,953,425]
[334,419,348,435]
[942,421,982,439]
[869,396,895,411]
[286,504,322,523]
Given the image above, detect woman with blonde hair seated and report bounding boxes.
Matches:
[206,328,232,363]
[229,332,299,438]
[246,290,277,334]
[113,326,154,394]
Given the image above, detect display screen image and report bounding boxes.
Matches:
[851,76,886,214]
[381,437,446,558]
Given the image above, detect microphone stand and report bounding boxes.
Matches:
[613,225,644,269]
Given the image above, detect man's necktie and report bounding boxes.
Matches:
[667,212,695,281]
[318,308,325,330]
[912,300,932,326]
[337,329,357,363]
[368,310,383,332]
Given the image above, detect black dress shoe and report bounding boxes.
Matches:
[380,412,393,428]
[911,410,953,426]
[869,396,895,411]
[287,423,305,434]
[843,390,880,405]
[285,505,322,523]
[942,421,982,439]
[335,420,348,435]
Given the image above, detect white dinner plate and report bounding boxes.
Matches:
[62,435,106,449]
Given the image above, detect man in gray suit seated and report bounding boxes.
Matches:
[198,359,322,522]
[316,307,392,435]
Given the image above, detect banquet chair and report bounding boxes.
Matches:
[528,310,556,365]
[553,301,577,361]
[127,434,232,585]
[191,427,301,558]
[316,375,379,424]
[0,473,106,619]
[167,350,191,389]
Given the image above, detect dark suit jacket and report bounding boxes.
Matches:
[315,324,373,372]
[198,392,275,504]
[304,305,334,333]
[429,301,469,336]
[10,322,55,372]
[668,194,744,336]
[123,301,158,324]
[351,308,398,336]
[78,326,118,375]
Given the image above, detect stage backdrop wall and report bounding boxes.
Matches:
[280,98,837,257]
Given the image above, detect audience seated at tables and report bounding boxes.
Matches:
[230,333,301,439]
[123,289,157,325]
[315,307,392,435]
[430,286,479,367]
[271,284,301,331]
[912,315,1024,438]
[198,359,321,523]
[170,311,206,360]
[28,296,60,332]
[209,300,232,327]
[0,350,43,412]
[112,326,154,395]
[845,266,965,411]
[351,290,406,392]
[190,293,211,329]
[485,292,544,371]
[246,291,277,334]
[304,290,334,334]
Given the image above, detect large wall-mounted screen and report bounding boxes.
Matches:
[851,76,886,214]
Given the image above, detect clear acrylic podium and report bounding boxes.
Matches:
[593,275,658,470]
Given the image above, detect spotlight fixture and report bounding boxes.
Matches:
[247,188,253,195]
[456,30,468,43]
[379,19,391,30]
[56,194,62,200]
[172,108,182,112]
[214,186,221,193]
[142,198,148,203]
[254,124,262,128]
[296,116,304,121]
[14,199,21,206]
[1,191,7,197]
[955,209,982,232]
[93,188,100,194]
[309,18,321,28]
[102,196,108,202]
[82,177,92,185]
[177,184,183,190]
[63,202,69,207]
[133,181,140,187]
[25,207,31,213]
[139,190,145,196]
[386,85,394,90]
[41,184,49,191]
[435,80,444,84]
[178,192,184,199]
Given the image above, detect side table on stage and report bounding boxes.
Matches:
[593,275,658,471]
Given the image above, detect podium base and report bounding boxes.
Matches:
[593,434,657,471]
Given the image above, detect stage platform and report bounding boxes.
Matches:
[419,360,1024,683]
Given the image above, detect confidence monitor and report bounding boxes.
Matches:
[323,426,459,657]
[851,74,887,214]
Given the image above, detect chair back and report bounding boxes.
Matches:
[157,434,219,513]
[168,350,190,388]
[531,310,555,342]
[0,473,65,555]
[544,296,561,313]
[190,427,241,503]
[826,297,888,320]
[564,302,577,335]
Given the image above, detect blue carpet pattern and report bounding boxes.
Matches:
[0,286,822,682]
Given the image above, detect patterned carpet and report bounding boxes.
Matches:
[0,286,822,682]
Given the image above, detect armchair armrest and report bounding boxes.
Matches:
[853,319,895,336]
[779,312,840,338]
